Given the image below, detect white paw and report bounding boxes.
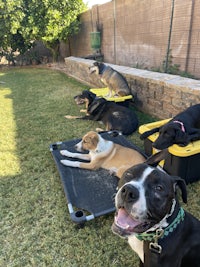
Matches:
[60,160,80,168]
[108,167,117,176]
[60,159,71,166]
[60,150,73,157]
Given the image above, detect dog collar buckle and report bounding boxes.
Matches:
[149,229,164,254]
[173,120,185,132]
[149,242,162,254]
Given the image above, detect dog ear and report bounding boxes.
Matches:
[87,90,96,99]
[172,176,187,204]
[140,127,160,140]
[145,149,168,167]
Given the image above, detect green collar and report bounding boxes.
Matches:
[136,207,185,242]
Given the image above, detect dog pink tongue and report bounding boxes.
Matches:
[115,208,140,229]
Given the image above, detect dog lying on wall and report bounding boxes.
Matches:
[65,90,138,135]
[112,160,200,266]
[140,104,200,149]
[89,61,131,97]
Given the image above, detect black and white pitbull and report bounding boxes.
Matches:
[112,163,200,267]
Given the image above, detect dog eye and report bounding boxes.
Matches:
[155,185,163,191]
[164,132,171,138]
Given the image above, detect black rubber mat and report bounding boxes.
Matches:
[50,131,145,224]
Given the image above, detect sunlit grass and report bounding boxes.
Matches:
[0,88,21,176]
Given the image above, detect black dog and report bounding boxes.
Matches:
[140,104,200,149]
[112,161,200,266]
[65,90,138,135]
[89,61,131,97]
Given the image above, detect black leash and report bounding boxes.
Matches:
[136,205,185,267]
[143,229,164,267]
[144,241,163,267]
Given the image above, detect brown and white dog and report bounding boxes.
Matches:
[60,131,146,178]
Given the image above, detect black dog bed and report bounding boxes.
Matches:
[50,131,145,224]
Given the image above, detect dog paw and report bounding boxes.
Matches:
[60,159,71,166]
[113,93,120,97]
[108,167,117,176]
[80,109,87,113]
[105,94,112,98]
[60,159,79,168]
[64,115,76,119]
[96,127,104,132]
[60,150,73,157]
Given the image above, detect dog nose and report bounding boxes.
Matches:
[121,184,139,203]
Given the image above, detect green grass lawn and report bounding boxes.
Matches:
[0,67,199,267]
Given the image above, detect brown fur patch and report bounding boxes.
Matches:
[82,131,99,151]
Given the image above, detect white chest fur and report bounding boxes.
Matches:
[128,236,144,263]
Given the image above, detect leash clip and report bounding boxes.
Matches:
[149,242,162,254]
[149,229,164,254]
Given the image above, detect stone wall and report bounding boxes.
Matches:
[63,56,200,119]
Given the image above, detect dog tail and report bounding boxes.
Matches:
[145,149,168,167]
[97,129,122,137]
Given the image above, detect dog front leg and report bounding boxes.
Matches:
[188,128,200,142]
[105,88,113,98]
[60,160,98,170]
[108,90,113,98]
[140,127,160,140]
[64,115,83,119]
[60,150,91,161]
[80,109,87,113]
[61,159,83,168]
[65,115,92,120]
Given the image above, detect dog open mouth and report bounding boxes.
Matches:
[112,208,153,236]
[74,98,86,105]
